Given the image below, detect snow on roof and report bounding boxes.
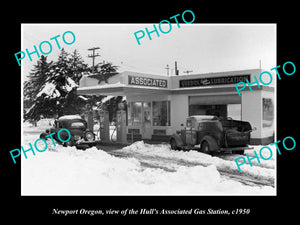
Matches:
[77,82,125,91]
[58,115,82,120]
[78,95,88,101]
[188,115,218,121]
[101,95,115,104]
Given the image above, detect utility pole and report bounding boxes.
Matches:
[183,70,193,75]
[259,59,262,70]
[175,61,179,75]
[165,64,170,76]
[88,47,100,72]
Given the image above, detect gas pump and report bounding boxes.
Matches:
[116,103,127,144]
[99,109,110,142]
[84,104,94,132]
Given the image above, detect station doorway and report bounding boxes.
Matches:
[188,94,241,120]
[127,102,152,140]
[127,100,171,140]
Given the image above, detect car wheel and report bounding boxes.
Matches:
[235,150,245,155]
[63,140,73,147]
[201,141,210,154]
[76,144,88,151]
[84,130,95,141]
[170,138,179,150]
[40,133,47,140]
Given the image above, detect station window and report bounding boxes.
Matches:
[189,104,227,117]
[262,98,274,128]
[227,104,241,120]
[153,101,170,126]
[153,129,166,135]
[127,102,142,126]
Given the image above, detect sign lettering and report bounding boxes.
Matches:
[128,75,168,88]
[179,75,251,88]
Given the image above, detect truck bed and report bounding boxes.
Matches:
[220,119,251,147]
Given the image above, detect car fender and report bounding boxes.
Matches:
[200,135,220,151]
[170,134,184,147]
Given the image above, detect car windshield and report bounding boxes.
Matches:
[70,122,86,129]
[186,119,192,127]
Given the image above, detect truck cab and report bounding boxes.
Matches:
[169,115,254,154]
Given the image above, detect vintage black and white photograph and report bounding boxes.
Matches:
[21,23,276,196]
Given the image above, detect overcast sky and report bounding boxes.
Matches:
[21,24,276,78]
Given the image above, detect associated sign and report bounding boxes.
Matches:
[179,75,251,88]
[128,75,168,88]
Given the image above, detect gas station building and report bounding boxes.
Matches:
[77,69,275,145]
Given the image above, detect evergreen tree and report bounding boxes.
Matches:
[96,61,118,75]
[23,55,52,108]
[24,48,123,123]
[62,49,90,115]
[25,49,80,120]
[90,61,119,84]
[69,49,88,83]
[44,48,83,116]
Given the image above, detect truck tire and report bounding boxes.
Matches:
[40,133,47,140]
[63,140,73,147]
[234,150,245,154]
[170,138,179,150]
[201,141,210,154]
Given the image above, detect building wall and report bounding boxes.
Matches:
[78,70,275,144]
[241,90,262,142]
[261,89,275,142]
[170,95,189,133]
[127,93,169,102]
[241,87,275,145]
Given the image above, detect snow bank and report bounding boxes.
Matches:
[21,134,275,195]
[23,118,54,133]
[122,141,276,185]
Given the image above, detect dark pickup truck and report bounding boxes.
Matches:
[169,115,255,154]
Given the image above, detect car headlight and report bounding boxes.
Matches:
[74,135,81,141]
[84,131,95,141]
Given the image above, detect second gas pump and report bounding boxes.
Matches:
[98,103,127,144]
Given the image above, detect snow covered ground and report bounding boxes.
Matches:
[21,131,276,196]
[120,142,276,185]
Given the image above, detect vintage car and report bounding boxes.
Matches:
[169,115,255,154]
[40,115,99,149]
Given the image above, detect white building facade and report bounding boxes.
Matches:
[77,69,275,145]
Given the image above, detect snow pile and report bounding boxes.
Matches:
[22,144,140,195]
[23,118,54,132]
[22,135,275,195]
[122,141,276,184]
